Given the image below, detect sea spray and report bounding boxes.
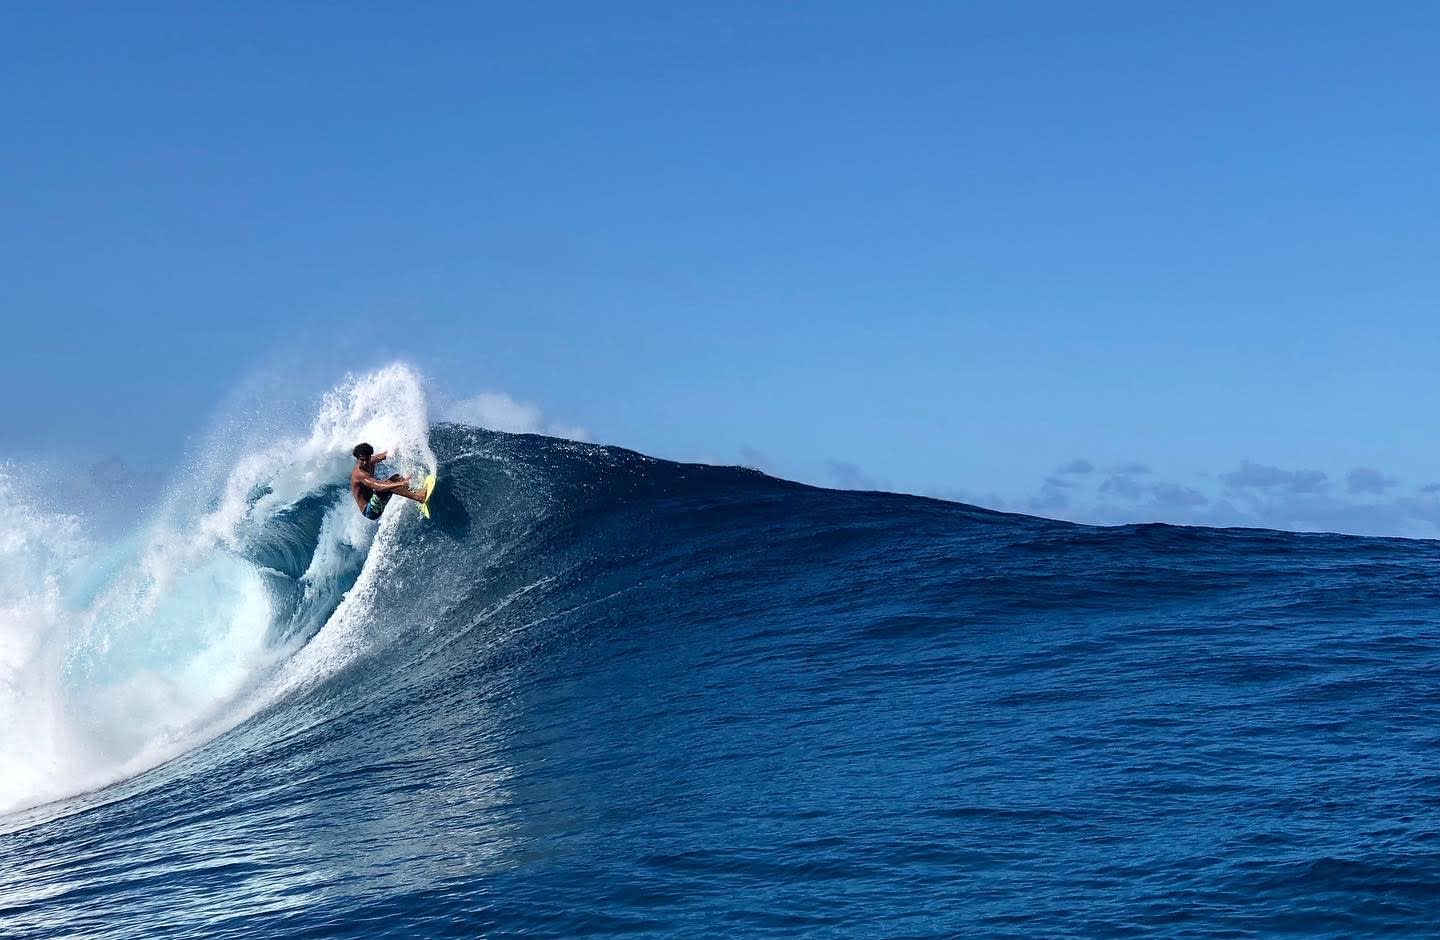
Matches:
[0,364,435,813]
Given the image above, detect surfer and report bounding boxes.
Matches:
[350,442,428,520]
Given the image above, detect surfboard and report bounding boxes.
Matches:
[420,473,437,520]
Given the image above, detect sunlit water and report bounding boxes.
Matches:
[3,425,1438,938]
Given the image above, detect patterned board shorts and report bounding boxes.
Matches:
[363,492,390,520]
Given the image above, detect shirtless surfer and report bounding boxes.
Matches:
[350,443,427,520]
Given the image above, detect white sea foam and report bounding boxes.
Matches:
[0,364,434,814]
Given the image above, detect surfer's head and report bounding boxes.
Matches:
[352,442,375,463]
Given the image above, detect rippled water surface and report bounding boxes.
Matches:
[3,427,1438,937]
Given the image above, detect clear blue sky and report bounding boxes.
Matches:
[6,3,1440,533]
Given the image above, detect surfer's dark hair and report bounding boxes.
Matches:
[352,442,374,461]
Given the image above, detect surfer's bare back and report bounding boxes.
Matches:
[350,442,427,520]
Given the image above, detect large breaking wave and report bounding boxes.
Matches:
[3,363,1439,938]
[0,365,436,812]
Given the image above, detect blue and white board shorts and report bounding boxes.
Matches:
[363,492,390,520]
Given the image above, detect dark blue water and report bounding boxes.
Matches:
[3,425,1438,937]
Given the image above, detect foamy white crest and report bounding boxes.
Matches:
[0,472,93,811]
[0,364,435,814]
[203,363,435,547]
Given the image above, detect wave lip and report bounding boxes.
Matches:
[0,365,435,814]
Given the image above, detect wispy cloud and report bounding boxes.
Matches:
[1012,458,1097,511]
[942,457,1440,538]
[1056,459,1094,476]
[1108,462,1152,476]
[445,392,590,441]
[1149,481,1208,509]
[1346,467,1395,495]
[1221,460,1326,494]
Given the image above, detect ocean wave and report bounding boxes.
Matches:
[3,367,1439,937]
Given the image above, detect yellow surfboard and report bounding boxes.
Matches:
[420,473,437,519]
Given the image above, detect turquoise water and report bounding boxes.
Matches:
[3,425,1437,937]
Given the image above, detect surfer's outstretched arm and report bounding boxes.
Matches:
[359,473,410,493]
[367,473,426,502]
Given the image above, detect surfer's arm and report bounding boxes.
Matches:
[358,472,410,493]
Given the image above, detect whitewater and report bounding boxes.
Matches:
[0,365,435,813]
[2,365,1437,938]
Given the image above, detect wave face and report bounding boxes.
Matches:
[3,418,1440,937]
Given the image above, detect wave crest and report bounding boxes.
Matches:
[0,364,434,813]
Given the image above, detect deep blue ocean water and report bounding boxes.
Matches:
[3,424,1438,937]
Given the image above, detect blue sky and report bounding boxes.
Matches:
[6,3,1440,534]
